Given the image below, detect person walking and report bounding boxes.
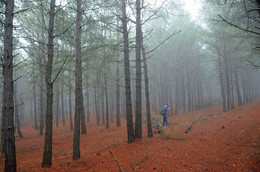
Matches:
[163,104,169,125]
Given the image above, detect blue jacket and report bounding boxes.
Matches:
[163,105,168,114]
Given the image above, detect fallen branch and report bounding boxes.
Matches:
[185,121,194,133]
[129,163,136,171]
[109,151,124,172]
[185,114,202,133]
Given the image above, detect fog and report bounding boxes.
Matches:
[0,0,260,171]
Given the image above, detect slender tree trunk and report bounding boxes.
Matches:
[61,83,65,126]
[141,31,153,138]
[69,85,73,131]
[73,0,85,160]
[39,67,44,135]
[181,73,186,113]
[234,62,242,106]
[116,42,121,127]
[14,84,22,138]
[101,85,105,124]
[2,1,17,171]
[105,76,109,129]
[110,94,114,123]
[42,0,55,167]
[135,0,142,139]
[122,0,134,143]
[216,47,226,112]
[56,84,59,127]
[39,0,45,136]
[86,88,90,123]
[94,87,99,125]
[33,80,38,130]
[223,43,231,110]
[174,56,179,115]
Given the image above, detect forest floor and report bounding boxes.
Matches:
[0,101,260,171]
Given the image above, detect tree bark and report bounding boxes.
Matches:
[2,0,17,171]
[216,47,226,112]
[234,61,242,106]
[223,42,231,110]
[86,88,90,123]
[94,87,100,125]
[116,42,121,127]
[69,84,73,131]
[135,0,142,139]
[141,31,153,138]
[121,0,135,143]
[73,0,84,160]
[33,77,38,130]
[56,83,59,127]
[61,82,65,126]
[14,84,23,138]
[42,0,55,167]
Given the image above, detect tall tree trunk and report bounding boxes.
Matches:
[86,88,90,123]
[101,85,105,124]
[94,87,100,125]
[33,80,38,130]
[116,42,121,127]
[121,0,134,143]
[187,63,191,112]
[42,0,55,167]
[2,1,17,171]
[39,0,45,136]
[14,84,23,138]
[39,67,44,135]
[105,76,109,129]
[56,84,59,127]
[223,43,231,110]
[174,56,179,115]
[141,31,153,138]
[135,0,142,139]
[74,0,85,160]
[69,85,73,131]
[216,47,226,112]
[181,73,186,113]
[61,83,65,126]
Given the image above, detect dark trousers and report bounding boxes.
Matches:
[163,113,168,125]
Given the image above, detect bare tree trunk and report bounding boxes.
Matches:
[14,84,23,138]
[69,85,73,131]
[141,31,153,138]
[234,62,242,106]
[39,0,45,136]
[94,87,100,125]
[86,88,90,123]
[187,63,191,112]
[116,42,121,127]
[105,76,109,129]
[33,78,38,130]
[174,56,179,115]
[42,0,55,167]
[216,47,226,112]
[101,85,105,124]
[61,83,65,126]
[2,1,17,170]
[110,93,114,123]
[121,0,134,143]
[135,0,142,139]
[223,43,231,110]
[56,84,59,127]
[73,0,85,160]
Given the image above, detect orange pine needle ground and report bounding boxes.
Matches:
[1,101,260,171]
